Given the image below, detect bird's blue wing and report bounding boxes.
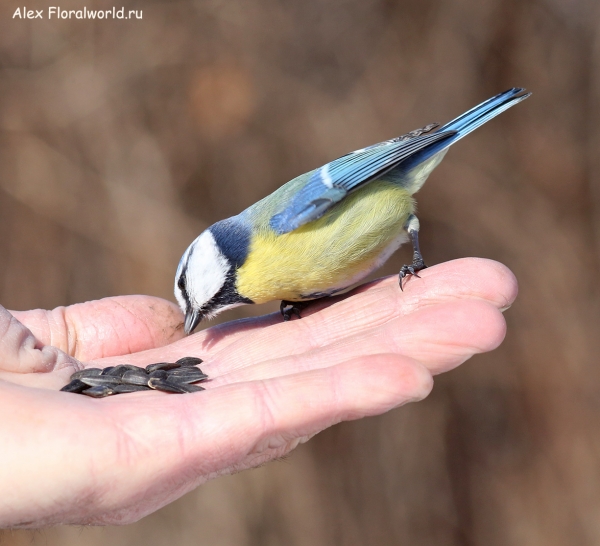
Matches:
[269,130,455,234]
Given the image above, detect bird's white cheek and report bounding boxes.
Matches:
[174,289,187,313]
[185,230,231,308]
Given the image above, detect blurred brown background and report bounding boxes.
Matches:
[1,0,599,543]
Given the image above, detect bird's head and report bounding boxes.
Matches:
[175,228,252,334]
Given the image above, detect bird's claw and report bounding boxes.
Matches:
[280,300,307,321]
[398,262,427,291]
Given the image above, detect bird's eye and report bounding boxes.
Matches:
[177,277,186,291]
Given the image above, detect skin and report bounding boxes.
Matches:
[0,258,517,527]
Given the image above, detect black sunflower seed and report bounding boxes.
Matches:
[166,368,208,383]
[168,366,205,375]
[173,382,205,393]
[149,369,169,380]
[116,364,143,371]
[148,378,204,393]
[70,368,103,380]
[60,379,89,393]
[104,365,142,377]
[80,376,123,387]
[148,378,179,392]
[82,385,114,398]
[121,369,150,386]
[112,384,151,393]
[60,358,208,396]
[179,374,209,384]
[175,357,203,367]
[146,362,181,373]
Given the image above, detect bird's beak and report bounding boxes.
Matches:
[184,308,201,335]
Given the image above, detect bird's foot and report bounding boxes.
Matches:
[399,258,427,291]
[280,300,310,321]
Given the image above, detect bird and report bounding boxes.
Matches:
[175,88,530,334]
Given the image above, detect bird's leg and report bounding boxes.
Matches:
[280,300,311,321]
[399,214,427,291]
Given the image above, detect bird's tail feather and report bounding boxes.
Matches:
[398,88,530,171]
[439,87,530,139]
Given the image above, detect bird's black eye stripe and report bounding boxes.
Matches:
[177,276,186,291]
[199,268,253,317]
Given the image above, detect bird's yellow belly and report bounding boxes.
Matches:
[236,180,414,303]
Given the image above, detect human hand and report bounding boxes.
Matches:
[0,258,516,527]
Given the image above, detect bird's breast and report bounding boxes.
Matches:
[236,180,414,303]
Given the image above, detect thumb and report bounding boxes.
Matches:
[0,306,81,373]
[11,296,185,361]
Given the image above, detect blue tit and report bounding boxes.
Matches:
[175,88,530,333]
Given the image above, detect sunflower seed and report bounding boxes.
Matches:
[115,364,143,371]
[174,382,205,393]
[166,368,208,383]
[121,369,150,386]
[168,366,205,376]
[82,385,114,398]
[148,378,176,392]
[146,362,181,373]
[60,379,89,393]
[70,368,103,380]
[149,369,168,380]
[175,357,203,367]
[104,365,141,377]
[112,384,151,393]
[178,374,209,384]
[149,377,204,393]
[80,376,123,387]
[60,357,208,396]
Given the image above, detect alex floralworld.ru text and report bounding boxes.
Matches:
[13,7,143,19]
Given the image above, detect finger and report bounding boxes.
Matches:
[115,354,433,523]
[95,258,517,369]
[207,298,505,384]
[0,306,80,373]
[0,353,430,526]
[205,353,433,459]
[176,258,516,369]
[217,257,516,348]
[10,295,504,389]
[11,296,185,361]
[350,256,518,310]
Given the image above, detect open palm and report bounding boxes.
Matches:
[0,258,516,527]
